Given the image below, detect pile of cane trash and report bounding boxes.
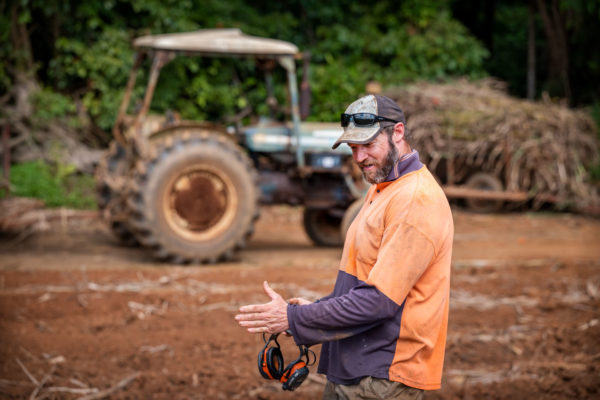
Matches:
[384,79,600,212]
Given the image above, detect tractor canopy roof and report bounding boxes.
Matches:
[133,28,299,58]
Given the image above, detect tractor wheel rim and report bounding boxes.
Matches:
[163,166,238,242]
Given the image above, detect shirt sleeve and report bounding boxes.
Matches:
[287,282,399,346]
[316,291,335,303]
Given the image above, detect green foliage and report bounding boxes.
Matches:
[50,28,134,130]
[0,10,11,94]
[566,0,600,105]
[32,87,77,122]
[450,0,600,105]
[6,0,490,129]
[590,164,600,182]
[386,11,489,81]
[153,57,259,122]
[307,3,488,121]
[310,58,370,121]
[591,100,600,130]
[483,3,530,97]
[5,161,96,209]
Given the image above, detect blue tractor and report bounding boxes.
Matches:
[96,29,366,263]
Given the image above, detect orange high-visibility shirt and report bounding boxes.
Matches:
[288,153,453,390]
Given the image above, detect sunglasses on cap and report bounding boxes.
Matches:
[341,113,399,128]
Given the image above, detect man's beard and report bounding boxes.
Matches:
[359,139,399,184]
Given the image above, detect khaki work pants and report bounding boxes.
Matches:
[322,377,424,400]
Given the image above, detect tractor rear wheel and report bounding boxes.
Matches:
[303,208,343,247]
[126,131,259,263]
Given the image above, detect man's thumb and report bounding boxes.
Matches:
[263,280,278,300]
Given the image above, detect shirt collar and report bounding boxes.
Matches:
[384,150,422,182]
[373,150,423,191]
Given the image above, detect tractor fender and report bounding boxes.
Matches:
[146,121,231,143]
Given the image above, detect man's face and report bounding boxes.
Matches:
[349,130,399,184]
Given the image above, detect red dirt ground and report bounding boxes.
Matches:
[1,206,599,399]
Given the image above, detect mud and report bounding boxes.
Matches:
[1,206,599,399]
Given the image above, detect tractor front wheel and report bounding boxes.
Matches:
[303,208,343,247]
[340,198,364,242]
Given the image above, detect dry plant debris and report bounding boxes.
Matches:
[384,79,600,211]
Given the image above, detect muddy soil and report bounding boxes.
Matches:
[1,207,599,399]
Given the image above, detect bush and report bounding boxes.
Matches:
[32,87,78,124]
[50,28,134,131]
[4,161,96,209]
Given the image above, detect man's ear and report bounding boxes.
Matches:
[393,122,405,143]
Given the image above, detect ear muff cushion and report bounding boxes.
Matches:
[258,346,283,380]
[281,361,308,391]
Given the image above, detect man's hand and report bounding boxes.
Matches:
[235,281,289,334]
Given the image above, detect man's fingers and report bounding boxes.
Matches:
[235,312,264,321]
[238,304,267,313]
[247,326,269,334]
[237,319,266,328]
[235,281,289,335]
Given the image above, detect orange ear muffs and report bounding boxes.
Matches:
[258,342,283,380]
[257,332,315,391]
[280,359,309,391]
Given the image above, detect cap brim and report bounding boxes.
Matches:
[332,125,380,149]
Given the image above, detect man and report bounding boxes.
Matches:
[235,94,454,400]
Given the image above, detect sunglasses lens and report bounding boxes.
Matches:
[340,113,351,127]
[341,113,381,127]
[353,113,376,126]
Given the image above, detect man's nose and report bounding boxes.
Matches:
[353,146,368,163]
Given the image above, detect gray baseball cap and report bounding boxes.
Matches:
[332,94,406,149]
